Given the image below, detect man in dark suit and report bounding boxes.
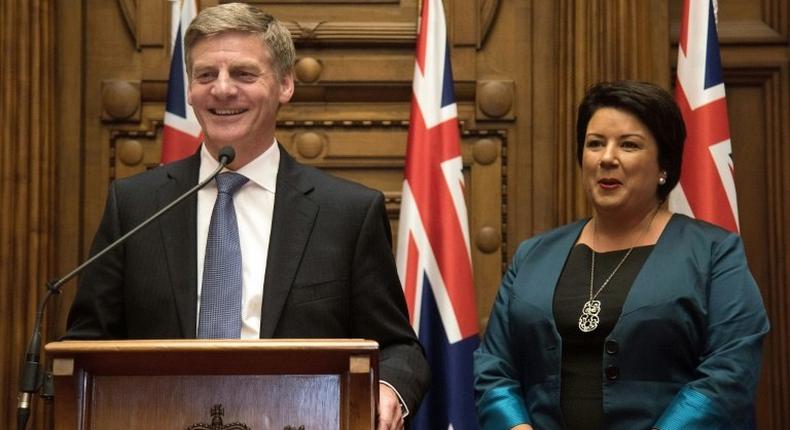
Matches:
[65,3,429,429]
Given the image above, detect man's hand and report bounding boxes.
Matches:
[377,383,404,430]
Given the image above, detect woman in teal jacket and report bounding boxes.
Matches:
[474,81,769,430]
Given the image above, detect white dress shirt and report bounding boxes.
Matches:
[196,142,279,339]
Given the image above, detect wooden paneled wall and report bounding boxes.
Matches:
[1,0,58,428]
[1,0,788,429]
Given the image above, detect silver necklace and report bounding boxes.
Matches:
[578,211,658,333]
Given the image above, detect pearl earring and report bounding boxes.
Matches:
[658,176,667,185]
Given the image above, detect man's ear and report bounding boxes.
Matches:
[278,71,295,104]
[187,79,193,106]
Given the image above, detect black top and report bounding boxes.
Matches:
[553,243,654,430]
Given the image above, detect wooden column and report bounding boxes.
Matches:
[0,0,57,429]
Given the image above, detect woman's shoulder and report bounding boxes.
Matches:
[667,213,739,243]
[513,219,587,259]
[661,214,749,265]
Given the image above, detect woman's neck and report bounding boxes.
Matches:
[588,205,670,252]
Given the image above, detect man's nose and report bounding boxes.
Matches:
[211,71,237,97]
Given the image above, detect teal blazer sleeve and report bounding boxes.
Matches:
[474,241,535,429]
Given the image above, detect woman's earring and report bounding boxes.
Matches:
[658,175,667,185]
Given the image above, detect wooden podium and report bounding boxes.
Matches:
[45,339,379,430]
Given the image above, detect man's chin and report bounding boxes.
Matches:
[203,135,245,150]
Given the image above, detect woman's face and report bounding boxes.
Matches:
[582,107,663,219]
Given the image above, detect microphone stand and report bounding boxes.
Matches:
[17,149,235,430]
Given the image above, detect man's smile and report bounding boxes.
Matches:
[209,108,248,116]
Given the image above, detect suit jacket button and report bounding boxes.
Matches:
[605,340,619,355]
[605,365,619,380]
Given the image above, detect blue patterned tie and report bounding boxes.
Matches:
[198,172,249,339]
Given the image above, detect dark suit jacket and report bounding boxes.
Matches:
[66,146,430,413]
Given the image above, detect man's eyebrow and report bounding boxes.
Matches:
[191,63,216,72]
[229,61,263,70]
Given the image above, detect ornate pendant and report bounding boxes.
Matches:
[578,299,601,332]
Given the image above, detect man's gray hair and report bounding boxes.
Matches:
[184,2,295,78]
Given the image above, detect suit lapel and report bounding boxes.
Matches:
[260,147,318,338]
[157,154,200,338]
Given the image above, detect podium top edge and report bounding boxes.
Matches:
[45,339,380,354]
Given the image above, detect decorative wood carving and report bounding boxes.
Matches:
[117,139,145,166]
[477,80,515,119]
[139,81,475,104]
[186,404,251,430]
[293,131,326,158]
[294,57,323,83]
[478,0,500,48]
[109,117,164,180]
[475,226,500,253]
[670,0,787,44]
[473,138,498,165]
[283,21,417,46]
[101,80,142,122]
[116,0,138,49]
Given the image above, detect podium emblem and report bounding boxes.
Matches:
[186,404,250,430]
[186,404,306,430]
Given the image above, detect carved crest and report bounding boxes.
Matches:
[186,404,250,430]
[186,404,306,430]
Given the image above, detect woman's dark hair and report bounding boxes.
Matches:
[576,80,686,201]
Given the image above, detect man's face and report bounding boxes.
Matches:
[187,31,293,159]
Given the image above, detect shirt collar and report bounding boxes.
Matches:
[199,141,279,193]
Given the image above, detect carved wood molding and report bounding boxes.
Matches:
[139,81,476,104]
[108,118,165,180]
[671,19,786,44]
[670,0,789,45]
[117,0,138,49]
[251,1,501,49]
[283,21,417,46]
[479,0,500,48]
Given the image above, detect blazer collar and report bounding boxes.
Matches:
[620,213,680,315]
[523,215,682,327]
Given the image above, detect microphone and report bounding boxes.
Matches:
[17,146,236,430]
